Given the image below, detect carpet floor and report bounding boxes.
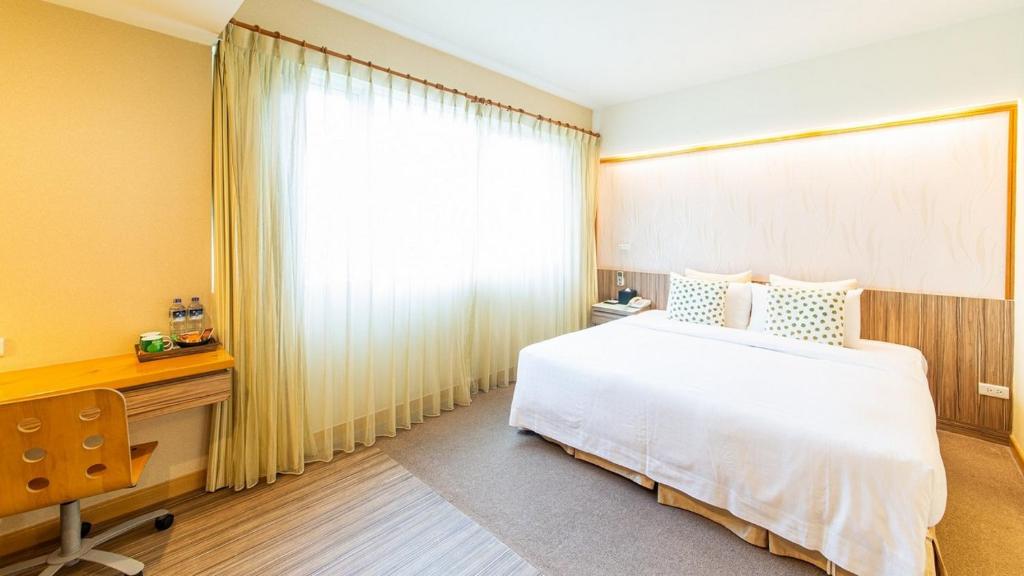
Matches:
[376,385,1024,576]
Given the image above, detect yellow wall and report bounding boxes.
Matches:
[0,0,212,534]
[233,0,593,130]
[0,0,592,538]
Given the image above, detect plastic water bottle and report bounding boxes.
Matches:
[169,298,187,339]
[187,296,205,333]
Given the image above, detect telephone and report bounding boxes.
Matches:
[627,296,652,309]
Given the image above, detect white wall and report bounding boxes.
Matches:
[596,9,1024,157]
[594,8,1024,447]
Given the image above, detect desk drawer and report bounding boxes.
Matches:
[123,370,232,421]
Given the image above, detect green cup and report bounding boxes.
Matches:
[140,332,172,353]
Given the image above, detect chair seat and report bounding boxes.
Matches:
[129,442,158,486]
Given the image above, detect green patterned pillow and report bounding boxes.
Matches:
[766,286,846,346]
[666,273,728,326]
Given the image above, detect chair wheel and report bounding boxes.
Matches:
[81,521,92,538]
[154,514,174,531]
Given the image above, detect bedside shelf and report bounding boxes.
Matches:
[590,302,651,326]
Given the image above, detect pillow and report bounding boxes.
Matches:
[723,282,752,329]
[685,268,752,328]
[766,285,847,346]
[767,275,862,346]
[768,274,857,290]
[666,273,728,326]
[686,268,753,283]
[843,289,864,348]
[748,283,769,332]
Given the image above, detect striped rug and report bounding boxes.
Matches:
[61,448,539,575]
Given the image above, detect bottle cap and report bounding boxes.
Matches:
[192,296,200,301]
[173,298,182,303]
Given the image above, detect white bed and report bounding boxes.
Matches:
[509,310,946,576]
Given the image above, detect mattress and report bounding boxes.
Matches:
[509,310,947,576]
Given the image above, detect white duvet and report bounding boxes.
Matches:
[509,311,946,576]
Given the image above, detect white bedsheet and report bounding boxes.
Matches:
[509,311,946,576]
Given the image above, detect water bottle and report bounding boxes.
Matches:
[169,298,187,340]
[187,296,205,333]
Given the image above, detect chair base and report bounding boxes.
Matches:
[0,502,173,576]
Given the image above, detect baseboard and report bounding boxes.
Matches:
[1011,435,1024,477]
[937,419,1010,445]
[0,469,206,558]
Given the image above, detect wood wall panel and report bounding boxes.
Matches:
[597,269,1014,443]
[597,269,669,309]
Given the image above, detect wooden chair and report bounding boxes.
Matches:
[0,388,174,576]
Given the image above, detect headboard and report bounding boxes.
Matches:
[597,269,1014,444]
[598,103,1016,300]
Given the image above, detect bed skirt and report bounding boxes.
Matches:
[537,434,946,576]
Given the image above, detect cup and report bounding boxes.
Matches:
[139,332,173,353]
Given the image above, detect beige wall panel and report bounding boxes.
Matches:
[598,112,1010,300]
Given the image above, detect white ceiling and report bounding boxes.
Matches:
[42,0,243,44]
[317,0,1024,109]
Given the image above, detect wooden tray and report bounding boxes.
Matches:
[135,338,220,363]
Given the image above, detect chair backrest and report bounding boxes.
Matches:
[0,388,134,517]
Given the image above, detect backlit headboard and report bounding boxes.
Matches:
[598,103,1017,299]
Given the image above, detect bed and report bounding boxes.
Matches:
[509,310,946,576]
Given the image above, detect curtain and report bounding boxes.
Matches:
[208,25,599,490]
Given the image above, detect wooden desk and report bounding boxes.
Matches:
[0,350,234,422]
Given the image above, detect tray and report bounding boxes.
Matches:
[135,337,220,363]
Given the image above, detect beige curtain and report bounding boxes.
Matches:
[207,28,311,490]
[207,25,599,491]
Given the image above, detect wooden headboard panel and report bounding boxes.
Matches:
[597,269,1014,443]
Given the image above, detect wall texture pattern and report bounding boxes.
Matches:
[598,110,1012,299]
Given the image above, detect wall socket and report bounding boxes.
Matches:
[615,270,625,287]
[978,382,1010,400]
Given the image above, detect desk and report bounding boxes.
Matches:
[0,349,234,422]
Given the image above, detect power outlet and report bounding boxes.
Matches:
[615,270,626,287]
[978,382,1010,400]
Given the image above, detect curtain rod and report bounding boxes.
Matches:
[227,19,600,139]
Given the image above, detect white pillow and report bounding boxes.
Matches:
[751,282,863,347]
[724,283,752,329]
[768,274,857,290]
[748,284,769,333]
[843,289,864,348]
[686,268,753,283]
[686,268,752,328]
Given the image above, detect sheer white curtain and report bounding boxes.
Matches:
[210,25,598,486]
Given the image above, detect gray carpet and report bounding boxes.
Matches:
[376,385,1024,576]
[375,386,817,576]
